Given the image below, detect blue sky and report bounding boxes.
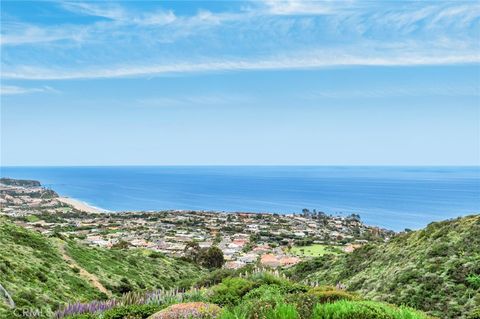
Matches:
[1,0,479,165]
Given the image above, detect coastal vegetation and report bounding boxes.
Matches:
[1,179,479,319]
[0,219,201,318]
[53,270,433,319]
[287,215,480,318]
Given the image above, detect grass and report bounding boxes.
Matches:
[0,219,202,318]
[66,241,202,294]
[289,244,340,257]
[57,274,434,319]
[290,214,480,319]
[312,300,433,319]
[25,215,40,222]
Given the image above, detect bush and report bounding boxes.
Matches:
[198,247,225,269]
[286,293,318,319]
[308,286,358,303]
[243,285,284,302]
[469,308,480,319]
[249,273,308,294]
[221,301,298,319]
[286,287,356,318]
[195,269,235,288]
[466,274,480,289]
[150,302,221,319]
[312,300,432,319]
[209,278,255,306]
[64,304,162,319]
[239,286,286,319]
[264,303,298,319]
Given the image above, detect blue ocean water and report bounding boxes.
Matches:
[1,166,479,231]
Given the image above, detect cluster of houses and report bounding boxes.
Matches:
[1,179,394,269]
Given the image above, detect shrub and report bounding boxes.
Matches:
[466,274,480,289]
[264,303,298,319]
[243,285,284,302]
[209,278,255,306]
[195,269,235,288]
[112,278,134,294]
[285,294,312,318]
[222,301,298,319]
[198,247,225,269]
[469,308,480,319]
[240,285,286,318]
[218,307,248,319]
[102,304,162,319]
[235,285,314,319]
[312,300,432,319]
[150,302,221,319]
[60,304,161,319]
[249,273,308,294]
[286,287,356,318]
[308,286,358,303]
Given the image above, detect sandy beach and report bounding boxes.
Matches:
[57,197,106,214]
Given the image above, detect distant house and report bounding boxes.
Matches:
[225,261,245,269]
[260,254,281,268]
[279,256,300,267]
[238,253,257,263]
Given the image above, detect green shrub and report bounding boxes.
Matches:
[308,286,358,303]
[149,302,221,319]
[195,269,235,288]
[209,278,255,306]
[243,285,284,302]
[218,307,248,319]
[286,287,356,318]
[312,300,432,319]
[65,304,162,319]
[468,308,480,319]
[234,285,293,319]
[249,273,308,294]
[263,303,298,319]
[466,274,480,289]
[224,301,298,319]
[286,293,318,319]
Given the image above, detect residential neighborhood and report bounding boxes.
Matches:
[0,178,394,269]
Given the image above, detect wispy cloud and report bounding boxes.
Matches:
[3,49,479,80]
[0,22,87,45]
[1,1,479,80]
[60,2,127,21]
[137,94,252,107]
[0,85,59,95]
[259,0,354,15]
[303,85,480,99]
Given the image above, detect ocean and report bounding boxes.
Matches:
[1,166,479,231]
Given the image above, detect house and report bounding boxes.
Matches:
[279,256,300,267]
[260,254,281,268]
[225,261,245,269]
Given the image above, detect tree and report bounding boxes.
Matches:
[112,239,130,249]
[302,208,310,217]
[183,241,201,262]
[198,246,225,269]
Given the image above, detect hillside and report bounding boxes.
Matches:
[288,214,480,318]
[0,219,202,318]
[0,178,41,187]
[49,269,435,319]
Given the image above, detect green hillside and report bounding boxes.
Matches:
[288,214,480,318]
[0,219,202,318]
[47,269,435,319]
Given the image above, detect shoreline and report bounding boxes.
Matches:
[57,197,108,214]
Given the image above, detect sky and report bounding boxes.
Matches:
[1,0,479,166]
